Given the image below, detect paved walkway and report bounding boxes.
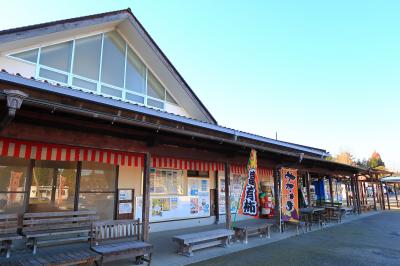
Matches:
[189,211,400,266]
[108,210,378,266]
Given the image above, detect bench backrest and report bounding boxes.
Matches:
[0,213,19,235]
[91,219,141,246]
[22,210,98,233]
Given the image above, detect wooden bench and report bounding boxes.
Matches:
[233,222,273,244]
[172,229,234,257]
[90,219,153,265]
[22,210,98,254]
[0,214,22,258]
[0,249,101,266]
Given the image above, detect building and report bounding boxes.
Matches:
[0,9,366,237]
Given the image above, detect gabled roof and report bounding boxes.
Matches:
[0,8,218,124]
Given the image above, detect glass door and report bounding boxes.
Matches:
[29,161,77,212]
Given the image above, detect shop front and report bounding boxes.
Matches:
[0,137,143,221]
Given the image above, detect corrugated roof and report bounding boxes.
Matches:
[0,69,330,157]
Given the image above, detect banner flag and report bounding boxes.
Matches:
[281,168,299,222]
[239,149,259,217]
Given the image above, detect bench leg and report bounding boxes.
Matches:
[3,240,11,258]
[182,244,193,257]
[32,238,37,255]
[221,236,230,247]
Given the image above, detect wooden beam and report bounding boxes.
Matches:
[345,182,350,206]
[141,153,151,241]
[224,162,231,230]
[395,184,399,208]
[214,170,220,224]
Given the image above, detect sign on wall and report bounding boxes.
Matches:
[281,168,299,222]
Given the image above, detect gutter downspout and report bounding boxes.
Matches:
[0,90,28,131]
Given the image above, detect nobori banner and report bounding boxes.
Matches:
[281,168,299,222]
[239,149,260,217]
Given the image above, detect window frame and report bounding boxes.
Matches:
[7,30,176,111]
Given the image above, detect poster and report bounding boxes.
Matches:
[119,189,132,201]
[239,149,260,217]
[119,202,132,214]
[219,175,245,214]
[281,168,299,222]
[136,195,210,222]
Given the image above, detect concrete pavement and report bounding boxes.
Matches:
[190,211,400,266]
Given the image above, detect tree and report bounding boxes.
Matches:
[333,151,355,166]
[368,151,385,169]
[355,158,368,168]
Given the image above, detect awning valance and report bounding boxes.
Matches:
[0,138,144,167]
[230,164,273,177]
[151,156,224,171]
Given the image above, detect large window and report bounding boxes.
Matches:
[29,161,77,212]
[0,157,29,214]
[78,162,116,220]
[9,31,179,110]
[150,169,183,195]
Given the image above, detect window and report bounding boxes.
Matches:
[79,162,116,220]
[150,169,183,195]
[73,34,102,80]
[0,157,29,214]
[11,49,38,63]
[29,161,77,212]
[9,31,179,110]
[125,47,146,94]
[101,31,125,88]
[40,41,73,72]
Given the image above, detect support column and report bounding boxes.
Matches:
[354,176,361,213]
[363,181,368,205]
[273,168,282,233]
[350,177,357,209]
[345,181,350,206]
[224,162,231,229]
[395,184,399,208]
[385,182,391,210]
[380,180,386,210]
[328,176,334,207]
[306,172,311,206]
[214,170,219,224]
[141,153,151,241]
[371,180,377,211]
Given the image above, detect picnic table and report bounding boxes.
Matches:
[299,207,326,231]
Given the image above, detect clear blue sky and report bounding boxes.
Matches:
[1,1,399,170]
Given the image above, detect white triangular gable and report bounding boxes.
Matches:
[0,10,215,123]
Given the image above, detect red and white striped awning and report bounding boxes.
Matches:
[231,164,273,177]
[0,138,144,167]
[151,156,224,171]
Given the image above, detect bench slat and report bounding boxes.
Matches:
[173,229,234,244]
[23,210,96,218]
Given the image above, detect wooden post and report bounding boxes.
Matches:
[306,172,311,206]
[395,184,399,208]
[380,181,386,210]
[224,162,231,229]
[385,182,391,210]
[141,153,151,241]
[354,176,361,214]
[345,181,350,206]
[273,168,282,233]
[371,180,377,211]
[363,182,368,205]
[214,170,220,224]
[350,177,356,209]
[328,176,334,207]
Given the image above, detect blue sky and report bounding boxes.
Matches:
[1,1,399,170]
